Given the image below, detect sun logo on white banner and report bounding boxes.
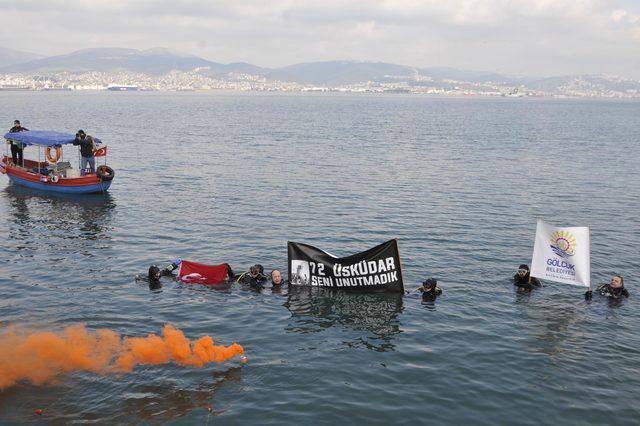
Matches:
[549,230,576,258]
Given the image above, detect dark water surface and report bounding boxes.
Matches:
[0,92,639,424]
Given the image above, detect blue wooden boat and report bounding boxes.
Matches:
[2,130,114,194]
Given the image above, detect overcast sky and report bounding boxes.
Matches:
[1,0,639,78]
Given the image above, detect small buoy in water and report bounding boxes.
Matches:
[35,409,43,416]
[240,355,248,364]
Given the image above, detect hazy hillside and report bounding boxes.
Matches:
[0,48,218,75]
[0,47,42,68]
[267,61,417,85]
[1,46,638,97]
[420,67,521,85]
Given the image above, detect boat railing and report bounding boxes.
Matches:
[3,138,109,179]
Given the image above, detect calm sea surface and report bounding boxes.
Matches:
[0,92,639,424]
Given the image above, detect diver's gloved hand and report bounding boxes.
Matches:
[166,258,182,272]
[584,290,593,301]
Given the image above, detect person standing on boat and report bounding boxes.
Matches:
[73,129,97,175]
[8,120,28,166]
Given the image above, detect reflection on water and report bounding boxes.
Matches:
[121,367,242,422]
[284,287,404,352]
[0,367,243,423]
[1,94,639,424]
[421,298,438,311]
[1,186,117,287]
[524,302,586,357]
[3,186,115,249]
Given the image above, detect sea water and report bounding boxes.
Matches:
[0,92,639,424]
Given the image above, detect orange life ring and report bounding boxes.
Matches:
[46,146,62,163]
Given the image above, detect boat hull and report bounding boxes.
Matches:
[2,156,113,194]
[6,173,112,193]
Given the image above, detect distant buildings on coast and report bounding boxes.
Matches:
[1,70,638,99]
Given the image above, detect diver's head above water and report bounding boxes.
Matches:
[611,275,624,289]
[149,265,161,283]
[250,264,264,278]
[271,269,283,285]
[419,277,441,299]
[422,278,437,292]
[516,264,530,278]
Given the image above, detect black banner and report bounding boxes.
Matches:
[287,239,404,292]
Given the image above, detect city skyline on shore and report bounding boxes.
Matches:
[2,46,639,98]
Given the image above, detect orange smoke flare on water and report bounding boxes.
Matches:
[0,324,244,390]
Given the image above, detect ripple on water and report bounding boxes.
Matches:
[0,93,639,424]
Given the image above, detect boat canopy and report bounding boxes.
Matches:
[4,130,77,147]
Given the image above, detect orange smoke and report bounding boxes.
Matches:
[0,324,244,390]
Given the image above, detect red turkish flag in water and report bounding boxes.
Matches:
[178,260,230,285]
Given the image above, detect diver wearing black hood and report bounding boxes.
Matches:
[235,264,267,289]
[585,275,628,301]
[138,259,181,290]
[418,278,442,301]
[513,264,541,292]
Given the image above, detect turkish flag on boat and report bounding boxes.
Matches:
[94,146,107,157]
[178,260,231,285]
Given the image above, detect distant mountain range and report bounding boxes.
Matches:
[0,47,43,68]
[1,47,639,96]
[0,47,216,76]
[0,47,514,84]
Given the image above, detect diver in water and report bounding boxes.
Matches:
[235,264,267,289]
[418,278,442,301]
[585,275,628,301]
[136,259,181,289]
[270,269,287,293]
[513,264,541,292]
[271,269,285,286]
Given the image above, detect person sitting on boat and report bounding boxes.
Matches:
[585,275,628,301]
[135,259,181,290]
[513,264,541,292]
[236,264,267,289]
[7,119,28,166]
[73,129,97,175]
[418,278,442,301]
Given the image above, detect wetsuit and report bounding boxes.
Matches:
[513,274,541,291]
[137,261,180,290]
[224,264,235,282]
[236,272,268,289]
[8,125,28,166]
[585,284,629,300]
[419,286,442,301]
[270,280,287,294]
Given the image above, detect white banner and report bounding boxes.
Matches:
[530,219,590,287]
